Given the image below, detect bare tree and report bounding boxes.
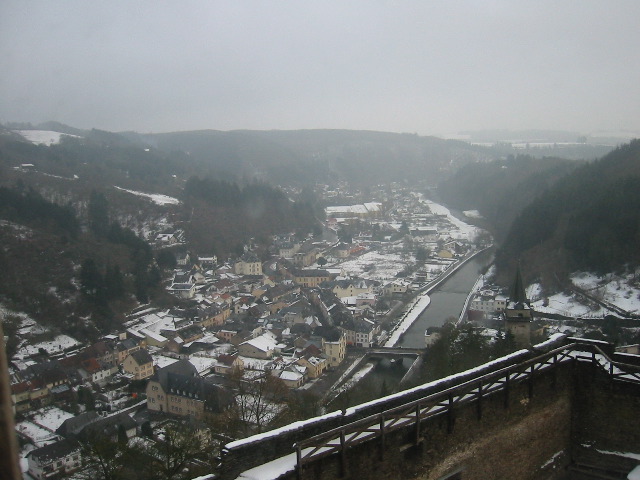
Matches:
[79,435,131,480]
[232,371,289,434]
[138,423,215,480]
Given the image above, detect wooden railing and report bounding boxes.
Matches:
[293,342,640,479]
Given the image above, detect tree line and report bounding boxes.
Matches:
[0,183,79,235]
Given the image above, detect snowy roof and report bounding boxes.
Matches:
[140,328,168,343]
[279,370,303,382]
[240,332,279,353]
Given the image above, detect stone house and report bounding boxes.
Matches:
[214,354,244,376]
[296,355,327,379]
[323,334,346,368]
[116,338,143,364]
[146,360,233,419]
[123,349,155,380]
[234,253,263,276]
[292,269,331,288]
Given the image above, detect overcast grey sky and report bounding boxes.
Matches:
[2,1,639,136]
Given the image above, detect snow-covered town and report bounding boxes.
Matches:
[6,184,490,480]
[6,176,640,479]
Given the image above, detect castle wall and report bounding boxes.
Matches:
[219,337,640,480]
[292,364,572,480]
[570,362,640,476]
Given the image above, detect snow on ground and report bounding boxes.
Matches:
[239,356,273,371]
[236,394,285,426]
[385,293,431,347]
[526,272,640,318]
[31,407,74,432]
[14,334,81,359]
[14,130,80,146]
[463,210,483,219]
[528,281,610,318]
[572,272,640,314]
[0,304,37,327]
[114,186,180,206]
[421,198,479,241]
[334,362,375,396]
[531,291,606,318]
[339,249,411,281]
[20,444,37,478]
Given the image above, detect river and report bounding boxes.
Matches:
[397,248,494,348]
[331,248,495,407]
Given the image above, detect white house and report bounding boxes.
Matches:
[27,439,81,480]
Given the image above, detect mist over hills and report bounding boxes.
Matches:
[128,128,496,185]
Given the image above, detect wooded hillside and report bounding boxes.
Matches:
[495,140,640,284]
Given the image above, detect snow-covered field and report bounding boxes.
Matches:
[463,210,483,219]
[528,282,607,318]
[14,334,81,359]
[572,272,640,314]
[339,248,412,281]
[421,198,480,241]
[14,130,80,146]
[114,186,180,206]
[526,272,640,318]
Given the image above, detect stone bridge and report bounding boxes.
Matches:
[365,346,426,356]
[218,335,640,480]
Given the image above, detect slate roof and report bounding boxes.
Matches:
[217,354,239,367]
[129,349,153,366]
[156,359,198,385]
[27,438,80,463]
[116,338,139,352]
[56,411,100,437]
[79,412,137,440]
[165,373,234,413]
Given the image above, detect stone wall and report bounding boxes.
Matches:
[288,362,573,480]
[218,337,640,480]
[571,362,640,476]
[218,336,570,480]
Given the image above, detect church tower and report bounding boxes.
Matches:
[504,264,532,347]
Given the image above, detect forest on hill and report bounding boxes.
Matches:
[130,128,497,185]
[183,177,319,256]
[437,155,581,241]
[495,140,640,285]
[0,130,324,341]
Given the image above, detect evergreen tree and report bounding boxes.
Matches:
[80,259,104,299]
[105,264,125,300]
[88,190,109,237]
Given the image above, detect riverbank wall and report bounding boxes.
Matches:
[384,246,493,347]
